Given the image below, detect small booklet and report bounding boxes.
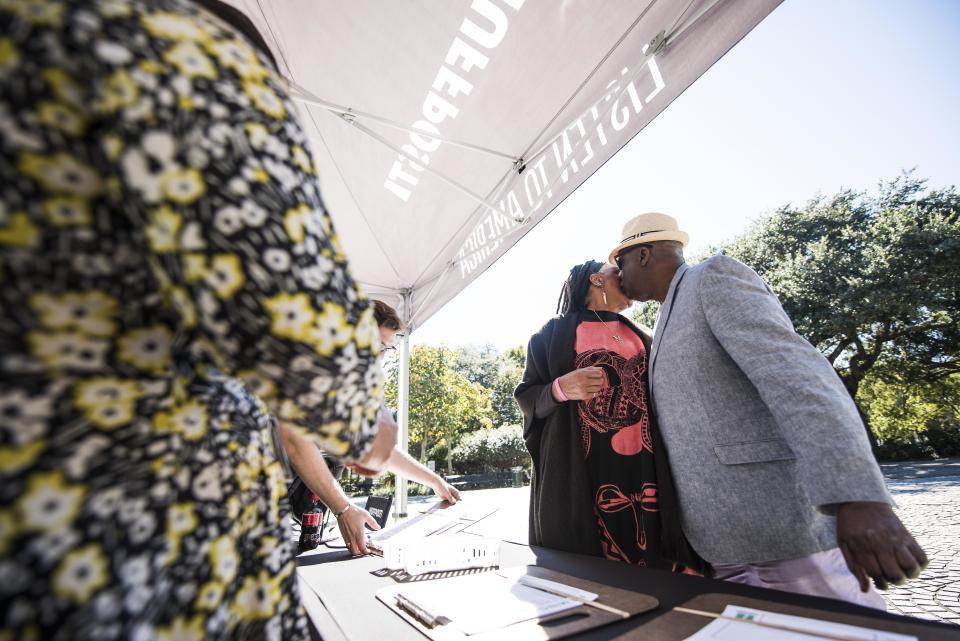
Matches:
[367,502,500,574]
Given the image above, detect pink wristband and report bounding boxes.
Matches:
[553,377,569,402]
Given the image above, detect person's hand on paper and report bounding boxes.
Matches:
[337,504,380,556]
[836,501,928,591]
[432,478,461,504]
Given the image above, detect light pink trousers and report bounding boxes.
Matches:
[712,548,887,610]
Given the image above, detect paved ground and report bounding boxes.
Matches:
[391,458,960,624]
[879,458,960,624]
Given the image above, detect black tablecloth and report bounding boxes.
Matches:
[296,541,957,641]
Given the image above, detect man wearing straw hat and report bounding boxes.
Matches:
[609,213,927,607]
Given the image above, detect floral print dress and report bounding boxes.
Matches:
[0,1,384,639]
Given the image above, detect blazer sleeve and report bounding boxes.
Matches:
[699,256,891,509]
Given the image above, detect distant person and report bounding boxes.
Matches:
[610,212,928,607]
[0,1,395,639]
[283,300,461,556]
[515,261,706,573]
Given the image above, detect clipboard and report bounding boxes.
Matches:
[375,564,659,641]
[636,593,958,641]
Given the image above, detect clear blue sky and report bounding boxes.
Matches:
[413,0,960,350]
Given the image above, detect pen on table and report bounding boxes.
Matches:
[674,607,869,641]
[516,577,630,619]
[395,593,449,629]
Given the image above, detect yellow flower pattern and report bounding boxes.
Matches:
[52,544,109,604]
[0,1,384,638]
[37,101,86,136]
[18,152,103,198]
[43,196,92,226]
[0,212,39,247]
[144,206,183,252]
[0,37,19,73]
[17,471,85,532]
[153,398,208,441]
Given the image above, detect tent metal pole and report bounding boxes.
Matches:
[289,84,519,162]
[394,290,412,519]
[522,0,714,164]
[408,263,452,328]
[346,119,505,217]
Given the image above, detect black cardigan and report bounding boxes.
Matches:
[514,311,707,573]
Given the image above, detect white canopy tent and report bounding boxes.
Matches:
[232,0,782,513]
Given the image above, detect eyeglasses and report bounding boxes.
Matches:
[614,243,653,270]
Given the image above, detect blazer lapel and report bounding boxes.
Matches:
[649,263,689,384]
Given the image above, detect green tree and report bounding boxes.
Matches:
[859,369,958,440]
[629,302,658,331]
[385,345,494,471]
[452,344,524,427]
[711,174,960,437]
[451,424,530,474]
[504,345,526,370]
[859,370,960,459]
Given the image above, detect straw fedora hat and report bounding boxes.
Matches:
[608,212,689,264]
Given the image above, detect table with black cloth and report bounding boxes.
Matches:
[295,540,957,641]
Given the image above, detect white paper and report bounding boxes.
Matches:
[392,572,581,636]
[402,536,500,575]
[682,605,918,641]
[496,568,599,602]
[368,503,498,548]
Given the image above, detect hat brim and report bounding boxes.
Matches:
[608,230,689,264]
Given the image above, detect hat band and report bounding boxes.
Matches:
[620,229,667,243]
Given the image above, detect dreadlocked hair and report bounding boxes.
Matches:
[556,260,604,316]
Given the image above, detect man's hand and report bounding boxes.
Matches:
[337,505,380,556]
[432,479,461,504]
[555,367,606,401]
[836,501,928,591]
[352,408,398,476]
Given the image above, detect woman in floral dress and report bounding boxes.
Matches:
[0,1,388,638]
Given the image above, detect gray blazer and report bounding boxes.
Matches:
[649,255,891,565]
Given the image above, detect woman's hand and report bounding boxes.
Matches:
[554,367,606,401]
[337,505,381,556]
[432,479,461,504]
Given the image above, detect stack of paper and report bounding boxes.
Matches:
[367,503,500,574]
[399,536,500,575]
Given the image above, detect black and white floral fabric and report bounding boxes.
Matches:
[0,1,383,638]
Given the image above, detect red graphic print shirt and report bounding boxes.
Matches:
[574,313,673,568]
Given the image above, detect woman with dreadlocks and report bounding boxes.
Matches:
[515,260,707,575]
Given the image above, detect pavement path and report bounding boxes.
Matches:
[878,458,960,624]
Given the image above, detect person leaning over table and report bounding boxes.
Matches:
[0,1,397,639]
[610,212,928,608]
[282,300,462,556]
[514,259,707,574]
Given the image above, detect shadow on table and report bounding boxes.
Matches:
[370,566,497,583]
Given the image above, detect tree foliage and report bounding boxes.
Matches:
[630,302,658,332]
[451,344,525,428]
[712,174,960,411]
[858,369,960,459]
[384,345,494,471]
[625,175,959,452]
[383,343,530,474]
[451,424,529,474]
